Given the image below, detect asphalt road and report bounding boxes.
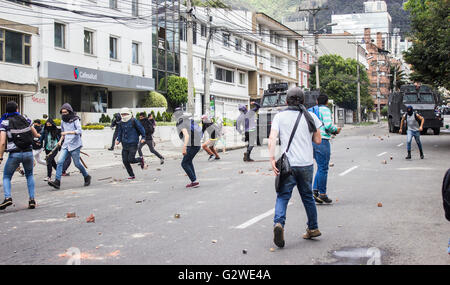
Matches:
[0,123,449,265]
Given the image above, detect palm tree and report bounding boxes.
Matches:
[390,65,406,92]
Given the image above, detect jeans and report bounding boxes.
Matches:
[3,151,35,199]
[181,146,200,182]
[110,128,119,149]
[45,149,58,178]
[138,139,163,159]
[122,144,140,177]
[274,165,318,230]
[55,147,88,181]
[313,139,331,195]
[407,130,423,152]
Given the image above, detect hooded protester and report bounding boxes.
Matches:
[108,113,121,151]
[0,101,41,210]
[137,112,164,165]
[115,107,146,179]
[48,103,91,190]
[399,105,425,159]
[41,118,62,181]
[236,101,260,162]
[201,114,220,161]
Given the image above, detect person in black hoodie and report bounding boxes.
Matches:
[41,118,61,181]
[108,113,121,151]
[137,112,164,165]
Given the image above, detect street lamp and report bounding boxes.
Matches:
[314,22,337,90]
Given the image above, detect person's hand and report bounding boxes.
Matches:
[419,127,423,132]
[141,139,146,144]
[336,127,342,134]
[115,140,120,145]
[399,129,402,134]
[182,146,187,156]
[271,159,279,176]
[0,158,3,165]
[57,141,62,147]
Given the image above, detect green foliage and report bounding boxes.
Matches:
[390,65,407,91]
[143,91,168,108]
[150,110,156,119]
[381,106,389,117]
[223,118,236,127]
[166,75,188,109]
[82,125,105,130]
[403,0,449,89]
[310,54,372,111]
[156,111,163,122]
[162,112,173,122]
[99,114,112,124]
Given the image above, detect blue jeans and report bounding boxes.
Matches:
[3,151,35,199]
[55,147,88,180]
[181,146,200,182]
[407,130,423,152]
[274,165,318,230]
[313,139,331,195]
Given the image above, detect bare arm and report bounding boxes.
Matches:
[312,129,322,145]
[182,128,189,155]
[418,115,425,130]
[0,131,6,163]
[268,128,279,176]
[399,116,405,132]
[31,126,41,138]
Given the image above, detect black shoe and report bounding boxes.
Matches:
[318,194,332,204]
[243,153,248,162]
[313,190,323,204]
[273,223,285,248]
[420,151,424,159]
[139,157,145,169]
[160,158,165,165]
[108,147,114,151]
[215,156,221,160]
[28,199,36,209]
[0,198,13,210]
[84,175,91,187]
[208,155,215,161]
[405,151,411,160]
[48,179,61,190]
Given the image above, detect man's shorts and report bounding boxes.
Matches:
[205,139,218,147]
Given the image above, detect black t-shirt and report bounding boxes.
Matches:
[202,122,217,139]
[176,117,202,147]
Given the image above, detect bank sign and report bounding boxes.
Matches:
[46,61,154,91]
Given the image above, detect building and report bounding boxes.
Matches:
[179,7,258,120]
[332,1,392,52]
[0,0,156,122]
[251,13,301,100]
[297,39,314,89]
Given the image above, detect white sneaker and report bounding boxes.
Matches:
[44,177,50,182]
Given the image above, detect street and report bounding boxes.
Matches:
[0,123,449,265]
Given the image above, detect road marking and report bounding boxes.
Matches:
[397,143,404,147]
[235,202,293,229]
[377,152,387,157]
[339,166,359,177]
[396,167,434,171]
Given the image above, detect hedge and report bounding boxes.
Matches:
[82,125,105,130]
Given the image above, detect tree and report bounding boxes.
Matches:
[403,0,450,89]
[309,54,372,112]
[166,75,188,110]
[143,91,168,108]
[389,64,406,91]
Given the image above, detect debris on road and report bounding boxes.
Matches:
[156,168,161,171]
[239,170,244,174]
[270,248,275,252]
[66,212,76,218]
[382,160,387,164]
[212,240,218,244]
[242,249,248,254]
[329,163,335,167]
[86,214,95,223]
[378,202,383,207]
[98,177,112,181]
[136,200,146,204]
[390,156,393,160]
[174,214,181,219]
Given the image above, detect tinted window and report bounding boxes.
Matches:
[262,95,278,107]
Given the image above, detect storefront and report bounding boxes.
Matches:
[41,61,155,122]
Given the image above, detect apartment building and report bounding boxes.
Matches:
[298,39,314,89]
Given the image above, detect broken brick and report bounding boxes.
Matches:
[66,212,76,218]
[86,214,95,223]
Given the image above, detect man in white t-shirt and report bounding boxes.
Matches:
[268,87,323,248]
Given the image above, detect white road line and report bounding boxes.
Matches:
[377,152,387,157]
[339,166,359,177]
[397,143,404,147]
[235,202,293,229]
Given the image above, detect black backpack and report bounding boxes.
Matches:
[8,115,34,150]
[443,169,450,222]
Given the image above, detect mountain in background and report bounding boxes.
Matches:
[220,0,410,34]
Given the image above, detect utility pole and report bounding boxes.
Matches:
[348,40,363,123]
[376,52,381,123]
[298,6,328,90]
[203,7,213,117]
[186,0,195,115]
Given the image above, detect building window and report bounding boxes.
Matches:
[193,22,197,45]
[109,36,118,60]
[109,0,117,9]
[235,38,242,52]
[132,0,139,16]
[246,42,252,55]
[201,24,207,37]
[54,22,66,49]
[84,30,94,55]
[180,16,186,42]
[132,42,139,64]
[239,72,245,85]
[215,67,234,83]
[222,33,230,47]
[0,29,31,65]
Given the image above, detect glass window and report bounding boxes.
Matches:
[0,31,3,61]
[5,30,23,64]
[239,73,245,85]
[158,71,166,91]
[223,33,230,47]
[262,95,277,107]
[152,47,157,67]
[193,22,197,45]
[201,24,207,37]
[158,48,165,70]
[167,52,174,72]
[246,42,252,55]
[215,67,234,83]
[132,42,139,64]
[109,0,117,9]
[235,38,242,51]
[132,0,139,16]
[110,36,118,59]
[54,23,65,49]
[84,30,94,54]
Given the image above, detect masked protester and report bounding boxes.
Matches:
[137,112,164,165]
[48,103,91,190]
[201,114,221,161]
[399,105,425,159]
[236,102,260,162]
[41,118,61,181]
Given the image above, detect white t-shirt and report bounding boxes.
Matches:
[271,110,322,167]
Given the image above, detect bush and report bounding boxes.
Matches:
[150,110,155,119]
[156,111,163,122]
[162,112,173,122]
[143,91,168,108]
[381,106,388,117]
[82,125,105,130]
[166,75,188,109]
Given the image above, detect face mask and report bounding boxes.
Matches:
[62,114,71,122]
[407,109,413,116]
[121,114,132,122]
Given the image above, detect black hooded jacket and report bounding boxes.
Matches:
[41,118,61,150]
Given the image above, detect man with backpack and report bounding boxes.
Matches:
[137,112,164,165]
[115,108,146,180]
[268,88,323,248]
[309,94,341,204]
[201,114,221,161]
[175,108,202,188]
[0,101,41,210]
[48,103,91,190]
[399,105,425,159]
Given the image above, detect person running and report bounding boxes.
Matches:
[108,113,121,151]
[41,118,61,181]
[268,88,323,248]
[201,115,220,161]
[48,103,91,190]
[236,102,260,162]
[115,108,146,180]
[137,112,164,165]
[399,105,425,159]
[0,101,41,210]
[175,108,203,188]
[309,93,341,204]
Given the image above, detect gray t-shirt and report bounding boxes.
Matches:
[406,114,420,131]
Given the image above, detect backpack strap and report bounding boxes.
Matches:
[285,111,303,153]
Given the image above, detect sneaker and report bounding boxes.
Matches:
[273,223,285,248]
[186,182,200,188]
[108,147,114,151]
[48,179,61,190]
[303,228,322,239]
[128,176,136,180]
[313,190,323,204]
[84,175,92,187]
[160,158,165,165]
[0,198,13,210]
[246,158,255,162]
[318,194,332,204]
[43,177,50,182]
[28,199,36,209]
[139,157,145,169]
[18,169,25,176]
[214,156,221,160]
[208,155,215,161]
